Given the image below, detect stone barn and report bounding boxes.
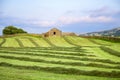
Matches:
[43,28,62,37]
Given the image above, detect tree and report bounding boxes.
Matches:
[3,26,27,35]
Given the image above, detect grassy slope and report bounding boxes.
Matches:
[89,38,120,52]
[0,39,2,43]
[31,37,51,47]
[1,36,51,47]
[47,36,74,47]
[82,47,120,62]
[2,38,20,47]
[0,35,120,80]
[0,66,119,80]
[65,36,98,46]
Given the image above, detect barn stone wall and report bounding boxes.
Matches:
[42,28,77,37]
[43,28,62,37]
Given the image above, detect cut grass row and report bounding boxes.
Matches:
[47,36,74,47]
[2,38,20,47]
[0,36,52,47]
[88,39,110,46]
[82,47,120,62]
[1,36,120,49]
[0,46,119,64]
[13,46,85,52]
[16,37,51,47]
[0,54,120,70]
[0,38,6,47]
[27,38,40,47]
[0,62,120,78]
[1,57,119,72]
[27,37,51,47]
[0,49,119,65]
[64,36,98,46]
[42,37,56,47]
[1,67,119,80]
[15,38,24,47]
[0,49,94,57]
[100,46,120,57]
[63,36,80,47]
[88,38,120,53]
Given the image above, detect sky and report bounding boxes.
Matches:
[0,0,120,35]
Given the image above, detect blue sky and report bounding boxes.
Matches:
[0,0,120,35]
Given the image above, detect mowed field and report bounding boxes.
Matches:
[0,35,120,80]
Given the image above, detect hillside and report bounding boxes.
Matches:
[0,35,120,80]
[0,35,100,47]
[81,27,120,37]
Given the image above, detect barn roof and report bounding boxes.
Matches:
[50,28,60,31]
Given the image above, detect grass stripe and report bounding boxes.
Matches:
[0,50,119,65]
[27,38,40,47]
[88,39,111,46]
[15,38,24,47]
[42,37,56,47]
[0,38,6,47]
[0,49,95,57]
[0,54,120,70]
[0,62,120,78]
[100,46,120,57]
[63,36,80,47]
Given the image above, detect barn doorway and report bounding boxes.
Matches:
[53,32,56,35]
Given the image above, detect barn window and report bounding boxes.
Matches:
[53,32,56,35]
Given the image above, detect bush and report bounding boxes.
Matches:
[3,26,27,35]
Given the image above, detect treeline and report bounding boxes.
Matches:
[80,36,120,43]
[3,26,27,35]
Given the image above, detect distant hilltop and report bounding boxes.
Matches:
[80,27,120,37]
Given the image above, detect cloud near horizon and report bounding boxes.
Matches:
[0,7,119,28]
[27,7,118,27]
[0,0,120,35]
[25,15,114,27]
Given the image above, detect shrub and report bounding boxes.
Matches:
[3,26,27,35]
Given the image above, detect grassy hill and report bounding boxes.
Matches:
[0,35,120,80]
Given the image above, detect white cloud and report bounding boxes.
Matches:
[58,15,114,25]
[29,15,114,27]
[31,20,56,27]
[58,16,80,24]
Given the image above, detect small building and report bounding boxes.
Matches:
[43,28,62,37]
[42,28,77,37]
[62,32,77,36]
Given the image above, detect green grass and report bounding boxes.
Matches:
[17,38,36,47]
[89,38,120,54]
[0,66,120,80]
[2,38,20,47]
[0,35,120,80]
[82,47,120,62]
[107,43,120,52]
[64,36,98,46]
[47,36,74,47]
[0,38,3,43]
[27,37,51,47]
